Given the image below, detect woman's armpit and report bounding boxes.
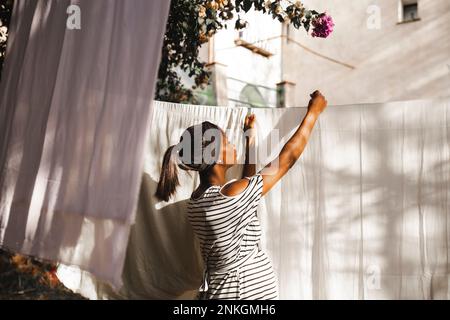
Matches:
[219,178,251,198]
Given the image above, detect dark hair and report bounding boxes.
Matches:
[154,121,224,202]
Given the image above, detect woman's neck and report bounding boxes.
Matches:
[199,165,227,187]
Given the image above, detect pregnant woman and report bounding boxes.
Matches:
[155,90,327,300]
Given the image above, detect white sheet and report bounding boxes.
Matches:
[0,0,171,287]
[59,97,450,299]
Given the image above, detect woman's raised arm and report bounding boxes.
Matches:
[220,90,327,198]
[259,90,327,196]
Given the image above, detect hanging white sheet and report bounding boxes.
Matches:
[59,97,450,299]
[0,0,171,287]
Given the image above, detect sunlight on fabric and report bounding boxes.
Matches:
[55,97,450,300]
[0,0,171,288]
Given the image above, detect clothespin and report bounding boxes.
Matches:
[246,106,252,117]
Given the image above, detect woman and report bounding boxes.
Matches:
[155,90,327,300]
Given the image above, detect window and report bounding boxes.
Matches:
[403,3,418,21]
[400,0,419,23]
[239,84,267,108]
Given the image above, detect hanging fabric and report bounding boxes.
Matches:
[58,97,450,299]
[0,0,171,287]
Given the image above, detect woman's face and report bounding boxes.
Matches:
[220,133,237,166]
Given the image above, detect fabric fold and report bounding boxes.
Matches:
[0,0,171,287]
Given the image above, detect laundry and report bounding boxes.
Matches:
[58,97,450,299]
[0,0,171,288]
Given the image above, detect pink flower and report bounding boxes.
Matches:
[311,13,334,38]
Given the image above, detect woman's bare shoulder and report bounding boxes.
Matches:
[219,178,251,197]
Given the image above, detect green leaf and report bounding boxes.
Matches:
[243,0,253,13]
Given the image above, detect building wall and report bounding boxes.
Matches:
[198,10,283,107]
[284,0,450,106]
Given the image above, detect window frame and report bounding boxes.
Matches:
[397,0,421,24]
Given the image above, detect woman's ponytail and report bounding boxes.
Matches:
[155,145,180,202]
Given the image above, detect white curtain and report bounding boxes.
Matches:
[59,97,450,300]
[0,0,171,287]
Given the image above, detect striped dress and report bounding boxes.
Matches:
[187,173,279,300]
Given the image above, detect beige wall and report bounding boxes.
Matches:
[284,0,450,106]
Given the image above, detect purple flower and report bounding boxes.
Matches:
[311,13,335,38]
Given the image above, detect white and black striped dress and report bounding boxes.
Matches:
[187,173,279,300]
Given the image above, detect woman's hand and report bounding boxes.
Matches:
[244,113,256,131]
[242,113,257,177]
[244,113,257,142]
[257,90,325,196]
[307,90,328,115]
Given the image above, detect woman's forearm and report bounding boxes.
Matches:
[242,136,256,177]
[259,90,326,195]
[280,109,320,167]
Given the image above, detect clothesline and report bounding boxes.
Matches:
[155,95,450,109]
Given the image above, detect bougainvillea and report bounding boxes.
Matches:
[311,13,334,38]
